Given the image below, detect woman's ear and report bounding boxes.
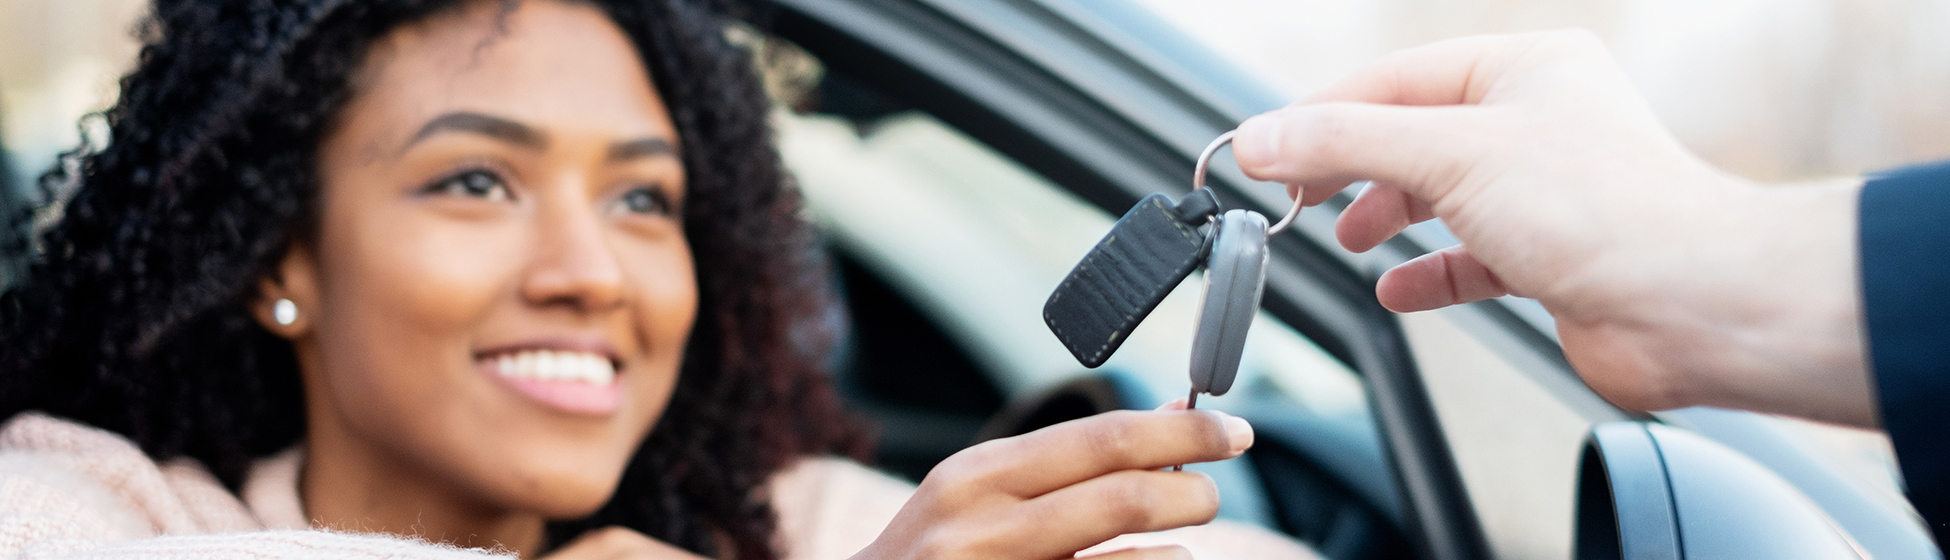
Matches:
[253,245,322,339]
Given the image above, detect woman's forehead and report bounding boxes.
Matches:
[346,0,676,147]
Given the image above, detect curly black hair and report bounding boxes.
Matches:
[0,104,22,287]
[0,1,870,559]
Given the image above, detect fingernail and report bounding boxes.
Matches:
[1233,114,1282,172]
[1155,398,1189,411]
[1223,414,1253,454]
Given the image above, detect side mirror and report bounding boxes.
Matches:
[1576,422,1865,559]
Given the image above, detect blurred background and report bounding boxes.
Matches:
[1133,0,1950,182]
[8,0,1950,193]
[0,0,145,196]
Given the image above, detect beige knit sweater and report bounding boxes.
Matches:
[0,413,1318,560]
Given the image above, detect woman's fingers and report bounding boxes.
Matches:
[1374,245,1511,312]
[996,470,1220,558]
[929,410,1250,499]
[1337,182,1437,252]
[864,412,1253,560]
[1079,546,1195,560]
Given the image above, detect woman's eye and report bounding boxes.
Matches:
[614,187,673,217]
[428,170,512,202]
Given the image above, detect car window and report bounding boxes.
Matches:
[776,104,1383,528]
[747,24,1395,544]
[778,109,1364,412]
[778,107,1365,416]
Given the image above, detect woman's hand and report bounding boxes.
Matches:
[1231,30,1872,426]
[542,527,710,560]
[852,407,1253,560]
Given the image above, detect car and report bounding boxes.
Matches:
[742,1,1943,559]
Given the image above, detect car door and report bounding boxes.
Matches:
[752,1,1499,558]
[751,1,1935,560]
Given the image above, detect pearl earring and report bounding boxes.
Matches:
[273,298,298,326]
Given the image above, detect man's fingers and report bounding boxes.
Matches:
[1375,245,1511,312]
[1004,470,1219,559]
[1235,30,1620,217]
[1287,182,1339,208]
[1301,30,1604,106]
[1080,546,1195,560]
[930,410,1250,499]
[1233,102,1486,205]
[1337,182,1437,252]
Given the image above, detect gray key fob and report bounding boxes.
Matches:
[1044,190,1221,367]
[1189,209,1268,396]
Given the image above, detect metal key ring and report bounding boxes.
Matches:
[1192,130,1303,235]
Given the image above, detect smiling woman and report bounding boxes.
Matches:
[282,0,720,550]
[0,0,868,558]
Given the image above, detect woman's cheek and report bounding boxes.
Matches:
[372,214,526,328]
[317,204,520,402]
[628,236,698,366]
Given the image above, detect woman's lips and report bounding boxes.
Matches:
[479,349,622,415]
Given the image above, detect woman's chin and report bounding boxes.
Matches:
[504,463,628,520]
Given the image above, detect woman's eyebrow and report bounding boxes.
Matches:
[607,138,675,163]
[402,111,548,153]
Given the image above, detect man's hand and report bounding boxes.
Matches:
[1232,30,1873,426]
[851,406,1252,560]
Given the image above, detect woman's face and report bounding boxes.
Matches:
[268,0,696,521]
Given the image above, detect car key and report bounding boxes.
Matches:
[1174,133,1299,470]
[1189,208,1268,400]
[1180,132,1300,414]
[1043,188,1221,368]
[1041,130,1300,471]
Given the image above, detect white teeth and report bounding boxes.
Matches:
[487,350,616,385]
[538,352,560,380]
[496,355,516,377]
[587,354,615,384]
[516,352,537,377]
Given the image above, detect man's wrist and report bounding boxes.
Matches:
[1685,177,1871,426]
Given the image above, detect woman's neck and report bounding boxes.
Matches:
[300,418,549,558]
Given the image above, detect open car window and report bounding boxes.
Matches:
[746,20,1413,556]
[776,104,1388,534]
[777,108,1366,419]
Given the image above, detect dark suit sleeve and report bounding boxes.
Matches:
[1861,159,1950,544]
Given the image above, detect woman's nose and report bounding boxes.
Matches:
[519,194,625,313]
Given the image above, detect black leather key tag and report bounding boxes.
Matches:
[1044,190,1220,367]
